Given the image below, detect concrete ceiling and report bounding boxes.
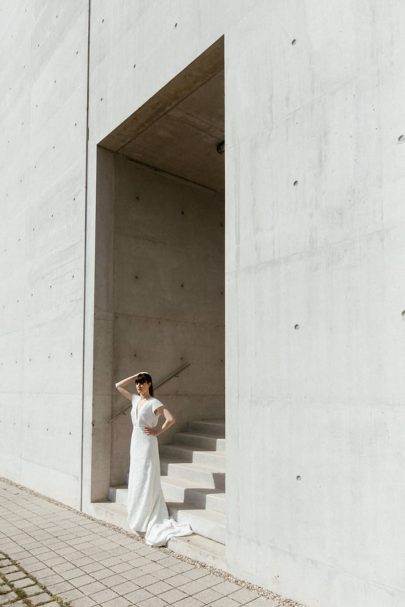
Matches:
[120,70,224,192]
[100,38,224,193]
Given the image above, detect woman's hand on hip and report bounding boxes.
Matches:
[143,427,160,436]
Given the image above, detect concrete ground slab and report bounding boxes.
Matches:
[0,478,304,607]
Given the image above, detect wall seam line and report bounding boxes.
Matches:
[80,0,92,512]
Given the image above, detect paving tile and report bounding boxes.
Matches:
[179,579,208,595]
[155,556,179,568]
[158,587,188,603]
[59,567,87,581]
[70,598,97,607]
[58,587,85,601]
[101,597,133,607]
[24,584,45,596]
[0,565,19,574]
[110,561,136,574]
[89,587,120,603]
[123,587,154,603]
[172,597,204,607]
[81,562,105,574]
[79,580,106,595]
[137,597,168,607]
[74,557,95,567]
[131,573,160,588]
[144,579,172,595]
[193,574,224,589]
[23,561,48,574]
[127,556,150,568]
[140,562,165,574]
[51,561,77,573]
[100,572,127,586]
[209,597,240,607]
[246,597,278,605]
[88,566,117,582]
[35,570,65,586]
[110,580,140,595]
[165,573,191,587]
[44,556,66,567]
[69,574,97,588]
[213,581,242,595]
[4,571,26,582]
[184,568,211,581]
[193,587,223,604]
[0,590,19,602]
[97,556,123,568]
[151,567,181,581]
[170,561,195,572]
[30,592,55,604]
[12,579,36,590]
[229,587,264,604]
[46,579,75,594]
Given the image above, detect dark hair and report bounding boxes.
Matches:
[135,372,154,396]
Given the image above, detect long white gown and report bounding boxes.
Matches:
[127,394,193,546]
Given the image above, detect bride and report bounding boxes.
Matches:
[115,371,192,546]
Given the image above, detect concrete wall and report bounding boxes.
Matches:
[84,2,405,605]
[2,1,405,606]
[225,3,405,607]
[0,0,89,508]
[111,156,224,485]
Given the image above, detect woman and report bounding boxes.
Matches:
[115,371,192,546]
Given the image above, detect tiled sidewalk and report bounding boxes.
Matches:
[0,478,299,607]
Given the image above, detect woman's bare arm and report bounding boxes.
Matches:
[115,373,137,401]
[144,406,175,436]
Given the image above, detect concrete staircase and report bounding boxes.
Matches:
[91,419,226,567]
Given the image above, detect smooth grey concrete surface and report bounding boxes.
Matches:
[110,156,224,484]
[2,2,405,606]
[0,0,89,507]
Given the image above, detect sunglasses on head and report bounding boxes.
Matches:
[135,377,148,385]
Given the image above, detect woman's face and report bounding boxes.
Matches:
[136,379,151,397]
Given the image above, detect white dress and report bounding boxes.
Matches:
[127,394,193,546]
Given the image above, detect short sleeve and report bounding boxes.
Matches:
[152,398,163,414]
[131,393,139,406]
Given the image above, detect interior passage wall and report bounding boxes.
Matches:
[0,1,89,507]
[110,156,224,485]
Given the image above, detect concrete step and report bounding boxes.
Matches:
[175,431,226,451]
[94,496,225,544]
[90,501,130,531]
[159,443,225,469]
[168,504,225,544]
[110,479,225,514]
[160,457,225,490]
[105,418,227,550]
[162,479,225,513]
[108,485,128,506]
[206,491,226,513]
[90,500,227,569]
[188,419,225,436]
[167,534,228,571]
